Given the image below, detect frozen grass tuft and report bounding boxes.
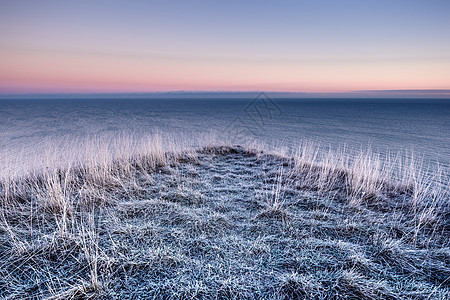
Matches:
[0,135,448,299]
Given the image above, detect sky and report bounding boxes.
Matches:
[0,0,449,95]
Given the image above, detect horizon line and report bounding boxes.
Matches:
[1,89,450,99]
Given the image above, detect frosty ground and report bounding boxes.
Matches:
[0,144,449,299]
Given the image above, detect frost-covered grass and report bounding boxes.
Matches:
[0,136,449,299]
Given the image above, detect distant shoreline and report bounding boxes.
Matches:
[1,90,450,100]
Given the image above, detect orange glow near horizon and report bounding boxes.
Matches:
[1,48,449,94]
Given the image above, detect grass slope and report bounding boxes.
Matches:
[0,144,449,299]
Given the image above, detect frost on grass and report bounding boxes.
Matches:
[0,144,449,299]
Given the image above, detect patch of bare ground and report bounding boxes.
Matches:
[0,145,449,299]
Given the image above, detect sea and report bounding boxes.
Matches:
[0,95,449,178]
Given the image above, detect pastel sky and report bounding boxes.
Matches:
[0,0,449,94]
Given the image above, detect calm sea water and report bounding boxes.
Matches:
[0,97,449,177]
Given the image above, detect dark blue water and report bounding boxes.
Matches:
[0,97,449,176]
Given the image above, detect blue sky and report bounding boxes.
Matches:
[1,0,449,93]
